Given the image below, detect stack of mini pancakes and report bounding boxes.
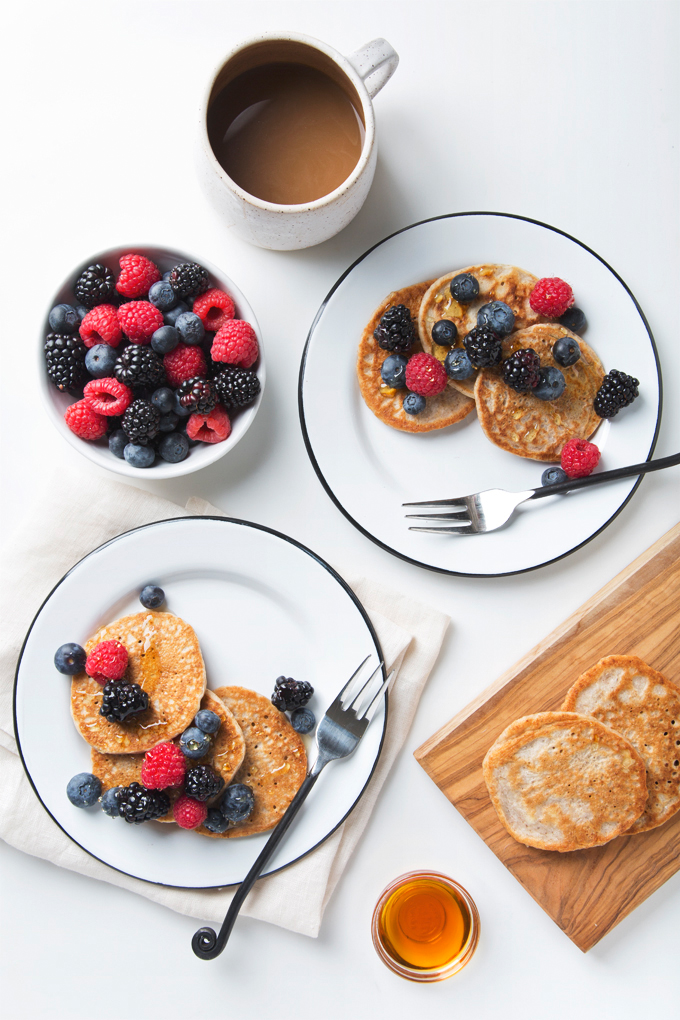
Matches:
[356,264,604,461]
[483,656,680,851]
[71,611,307,836]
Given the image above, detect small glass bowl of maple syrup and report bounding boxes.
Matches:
[371,871,480,982]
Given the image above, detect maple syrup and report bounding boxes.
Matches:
[372,872,479,982]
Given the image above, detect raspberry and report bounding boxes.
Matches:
[83,377,133,416]
[530,277,574,318]
[186,405,231,443]
[86,639,128,683]
[79,305,122,348]
[173,793,208,829]
[64,399,108,440]
[118,301,164,343]
[193,288,235,332]
[116,254,161,299]
[211,321,259,368]
[163,343,207,387]
[141,742,186,789]
[560,437,600,479]
[404,352,448,397]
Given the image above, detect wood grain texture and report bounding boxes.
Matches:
[415,522,680,952]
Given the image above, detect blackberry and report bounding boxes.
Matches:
[99,680,149,723]
[168,262,210,299]
[122,399,161,444]
[185,765,224,802]
[373,305,416,354]
[593,370,639,418]
[271,676,314,712]
[502,348,541,392]
[177,376,217,414]
[115,346,166,391]
[463,326,503,368]
[74,264,115,308]
[213,365,260,408]
[115,783,170,824]
[44,333,88,393]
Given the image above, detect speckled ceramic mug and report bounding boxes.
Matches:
[197,32,399,250]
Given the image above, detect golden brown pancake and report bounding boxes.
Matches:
[483,712,647,852]
[71,611,206,754]
[475,323,604,461]
[418,265,549,397]
[197,686,307,838]
[562,656,680,834]
[357,281,475,433]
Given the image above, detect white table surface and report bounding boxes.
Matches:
[1,2,678,1018]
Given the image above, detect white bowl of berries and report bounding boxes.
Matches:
[40,245,265,478]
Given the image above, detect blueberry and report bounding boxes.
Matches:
[220,783,255,823]
[158,432,189,463]
[431,319,458,346]
[541,466,569,486]
[290,707,316,734]
[203,808,230,834]
[194,709,221,735]
[449,273,479,303]
[85,343,118,378]
[558,307,587,334]
[140,584,165,609]
[158,412,179,433]
[179,726,212,759]
[75,305,89,323]
[124,443,155,468]
[175,311,205,345]
[380,354,408,388]
[403,392,426,415]
[100,786,122,817]
[67,773,102,807]
[552,337,581,367]
[477,301,515,337]
[444,348,474,380]
[534,366,566,401]
[148,280,178,312]
[48,303,80,334]
[151,325,179,355]
[150,386,175,414]
[172,391,191,417]
[163,301,189,326]
[108,429,128,459]
[54,642,86,675]
[162,271,173,282]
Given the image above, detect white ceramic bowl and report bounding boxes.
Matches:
[39,245,265,479]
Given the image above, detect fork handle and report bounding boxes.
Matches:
[191,767,324,961]
[529,451,680,499]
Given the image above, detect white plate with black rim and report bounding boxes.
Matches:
[14,516,385,888]
[299,213,661,576]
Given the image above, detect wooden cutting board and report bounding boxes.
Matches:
[415,522,680,952]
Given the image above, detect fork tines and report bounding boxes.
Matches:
[337,657,391,721]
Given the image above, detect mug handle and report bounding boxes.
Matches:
[346,38,399,99]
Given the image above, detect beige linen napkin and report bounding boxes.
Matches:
[0,472,448,937]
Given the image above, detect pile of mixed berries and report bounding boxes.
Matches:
[45,253,261,468]
[376,273,639,429]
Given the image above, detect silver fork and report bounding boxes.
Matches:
[403,452,680,535]
[192,656,392,960]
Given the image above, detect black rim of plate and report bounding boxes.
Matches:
[13,515,387,889]
[298,211,663,578]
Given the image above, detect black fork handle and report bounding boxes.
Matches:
[530,452,680,500]
[191,769,321,960]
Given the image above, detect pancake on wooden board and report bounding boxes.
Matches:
[475,323,605,462]
[357,281,475,433]
[418,264,549,397]
[483,712,647,851]
[562,656,680,834]
[196,686,307,839]
[71,612,206,754]
[90,689,246,822]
